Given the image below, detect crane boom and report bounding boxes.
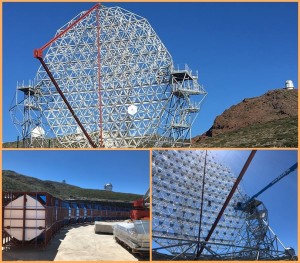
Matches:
[235,162,297,211]
[248,162,297,203]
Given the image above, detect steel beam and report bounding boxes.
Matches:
[195,150,257,258]
[36,57,97,148]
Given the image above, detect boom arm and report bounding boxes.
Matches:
[248,162,297,203]
[236,162,297,211]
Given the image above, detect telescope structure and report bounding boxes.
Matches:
[9,4,207,148]
[152,150,296,260]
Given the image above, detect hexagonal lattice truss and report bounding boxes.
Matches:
[152,150,289,260]
[17,4,206,148]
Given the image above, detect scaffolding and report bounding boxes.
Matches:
[152,150,295,260]
[9,81,47,148]
[9,4,207,148]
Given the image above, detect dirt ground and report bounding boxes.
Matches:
[2,224,144,261]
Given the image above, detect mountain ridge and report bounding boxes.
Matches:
[2,170,142,202]
[192,88,298,147]
[3,88,298,148]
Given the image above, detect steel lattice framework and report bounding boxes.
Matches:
[152,150,293,260]
[9,4,207,148]
[9,81,46,148]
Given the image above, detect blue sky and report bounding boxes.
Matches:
[2,2,298,142]
[2,150,150,195]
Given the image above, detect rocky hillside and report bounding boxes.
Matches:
[2,170,142,202]
[192,89,298,147]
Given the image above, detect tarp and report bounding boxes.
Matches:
[113,220,149,251]
[94,221,120,234]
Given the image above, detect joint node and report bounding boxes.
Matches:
[34,49,43,58]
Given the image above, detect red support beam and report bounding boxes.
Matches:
[34,3,100,58]
[195,150,257,258]
[37,57,97,148]
[33,3,100,148]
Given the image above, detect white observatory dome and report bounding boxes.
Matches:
[104,183,113,191]
[285,80,294,89]
[31,126,45,138]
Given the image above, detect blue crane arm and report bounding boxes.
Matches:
[247,162,298,204]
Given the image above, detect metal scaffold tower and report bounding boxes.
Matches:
[9,3,207,148]
[9,81,46,148]
[152,150,296,260]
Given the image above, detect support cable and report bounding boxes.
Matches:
[195,150,257,259]
[96,5,103,147]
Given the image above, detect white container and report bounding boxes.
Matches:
[285,80,294,89]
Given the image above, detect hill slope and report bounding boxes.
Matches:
[2,170,142,202]
[192,89,298,147]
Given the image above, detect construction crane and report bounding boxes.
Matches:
[235,162,298,212]
[130,189,150,220]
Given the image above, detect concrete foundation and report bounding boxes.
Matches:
[3,224,140,261]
